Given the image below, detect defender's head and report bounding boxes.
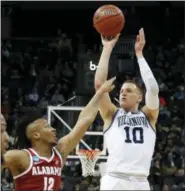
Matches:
[16,111,57,149]
[119,80,143,111]
[1,114,9,153]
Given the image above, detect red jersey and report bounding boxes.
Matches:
[14,147,63,191]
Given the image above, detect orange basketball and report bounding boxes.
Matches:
[93,5,125,36]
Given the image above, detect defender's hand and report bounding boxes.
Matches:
[101,34,120,49]
[99,77,116,93]
[135,28,146,57]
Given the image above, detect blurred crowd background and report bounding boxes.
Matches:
[1,2,184,191]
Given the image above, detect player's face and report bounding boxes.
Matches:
[33,119,58,146]
[119,83,142,110]
[1,115,9,153]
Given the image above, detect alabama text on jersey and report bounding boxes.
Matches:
[14,147,62,191]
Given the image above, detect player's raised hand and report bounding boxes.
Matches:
[101,34,120,49]
[99,77,116,93]
[135,28,146,56]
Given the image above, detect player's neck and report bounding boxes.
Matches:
[32,143,53,158]
[123,106,139,113]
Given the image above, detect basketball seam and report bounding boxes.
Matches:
[94,13,122,25]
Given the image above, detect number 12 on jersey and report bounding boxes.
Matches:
[44,177,54,190]
[124,126,144,144]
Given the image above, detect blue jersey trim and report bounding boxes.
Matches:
[140,111,156,134]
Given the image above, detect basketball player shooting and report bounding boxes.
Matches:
[1,78,116,191]
[95,28,159,190]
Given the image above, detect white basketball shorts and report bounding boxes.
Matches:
[100,174,150,190]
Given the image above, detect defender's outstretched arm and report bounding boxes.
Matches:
[57,77,116,159]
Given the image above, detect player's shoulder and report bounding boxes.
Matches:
[3,149,30,167]
[103,108,120,130]
[141,106,159,122]
[100,105,118,120]
[140,108,157,131]
[4,149,28,158]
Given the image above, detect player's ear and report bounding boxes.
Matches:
[137,94,142,103]
[33,132,40,139]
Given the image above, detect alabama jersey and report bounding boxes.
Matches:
[104,108,156,176]
[14,147,62,191]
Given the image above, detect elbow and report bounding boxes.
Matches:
[94,80,103,91]
[147,78,159,95]
[150,82,159,95]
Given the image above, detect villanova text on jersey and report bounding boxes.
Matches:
[117,114,149,128]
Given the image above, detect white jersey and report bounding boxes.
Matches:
[104,108,156,177]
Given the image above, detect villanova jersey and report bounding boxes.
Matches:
[104,108,156,176]
[14,147,62,191]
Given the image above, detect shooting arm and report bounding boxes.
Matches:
[94,47,117,120]
[95,47,112,86]
[137,54,159,123]
[57,89,105,160]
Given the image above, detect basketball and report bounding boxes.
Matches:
[93,5,125,36]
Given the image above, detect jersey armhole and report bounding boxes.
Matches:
[53,147,63,166]
[103,109,119,134]
[13,149,33,180]
[140,111,156,134]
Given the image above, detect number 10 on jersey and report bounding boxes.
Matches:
[124,126,144,144]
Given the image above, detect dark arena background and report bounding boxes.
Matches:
[1,1,185,191]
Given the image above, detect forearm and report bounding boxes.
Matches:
[95,47,112,88]
[137,54,159,109]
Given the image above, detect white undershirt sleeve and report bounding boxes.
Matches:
[137,57,159,110]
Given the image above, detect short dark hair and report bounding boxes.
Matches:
[15,110,43,149]
[123,80,144,96]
